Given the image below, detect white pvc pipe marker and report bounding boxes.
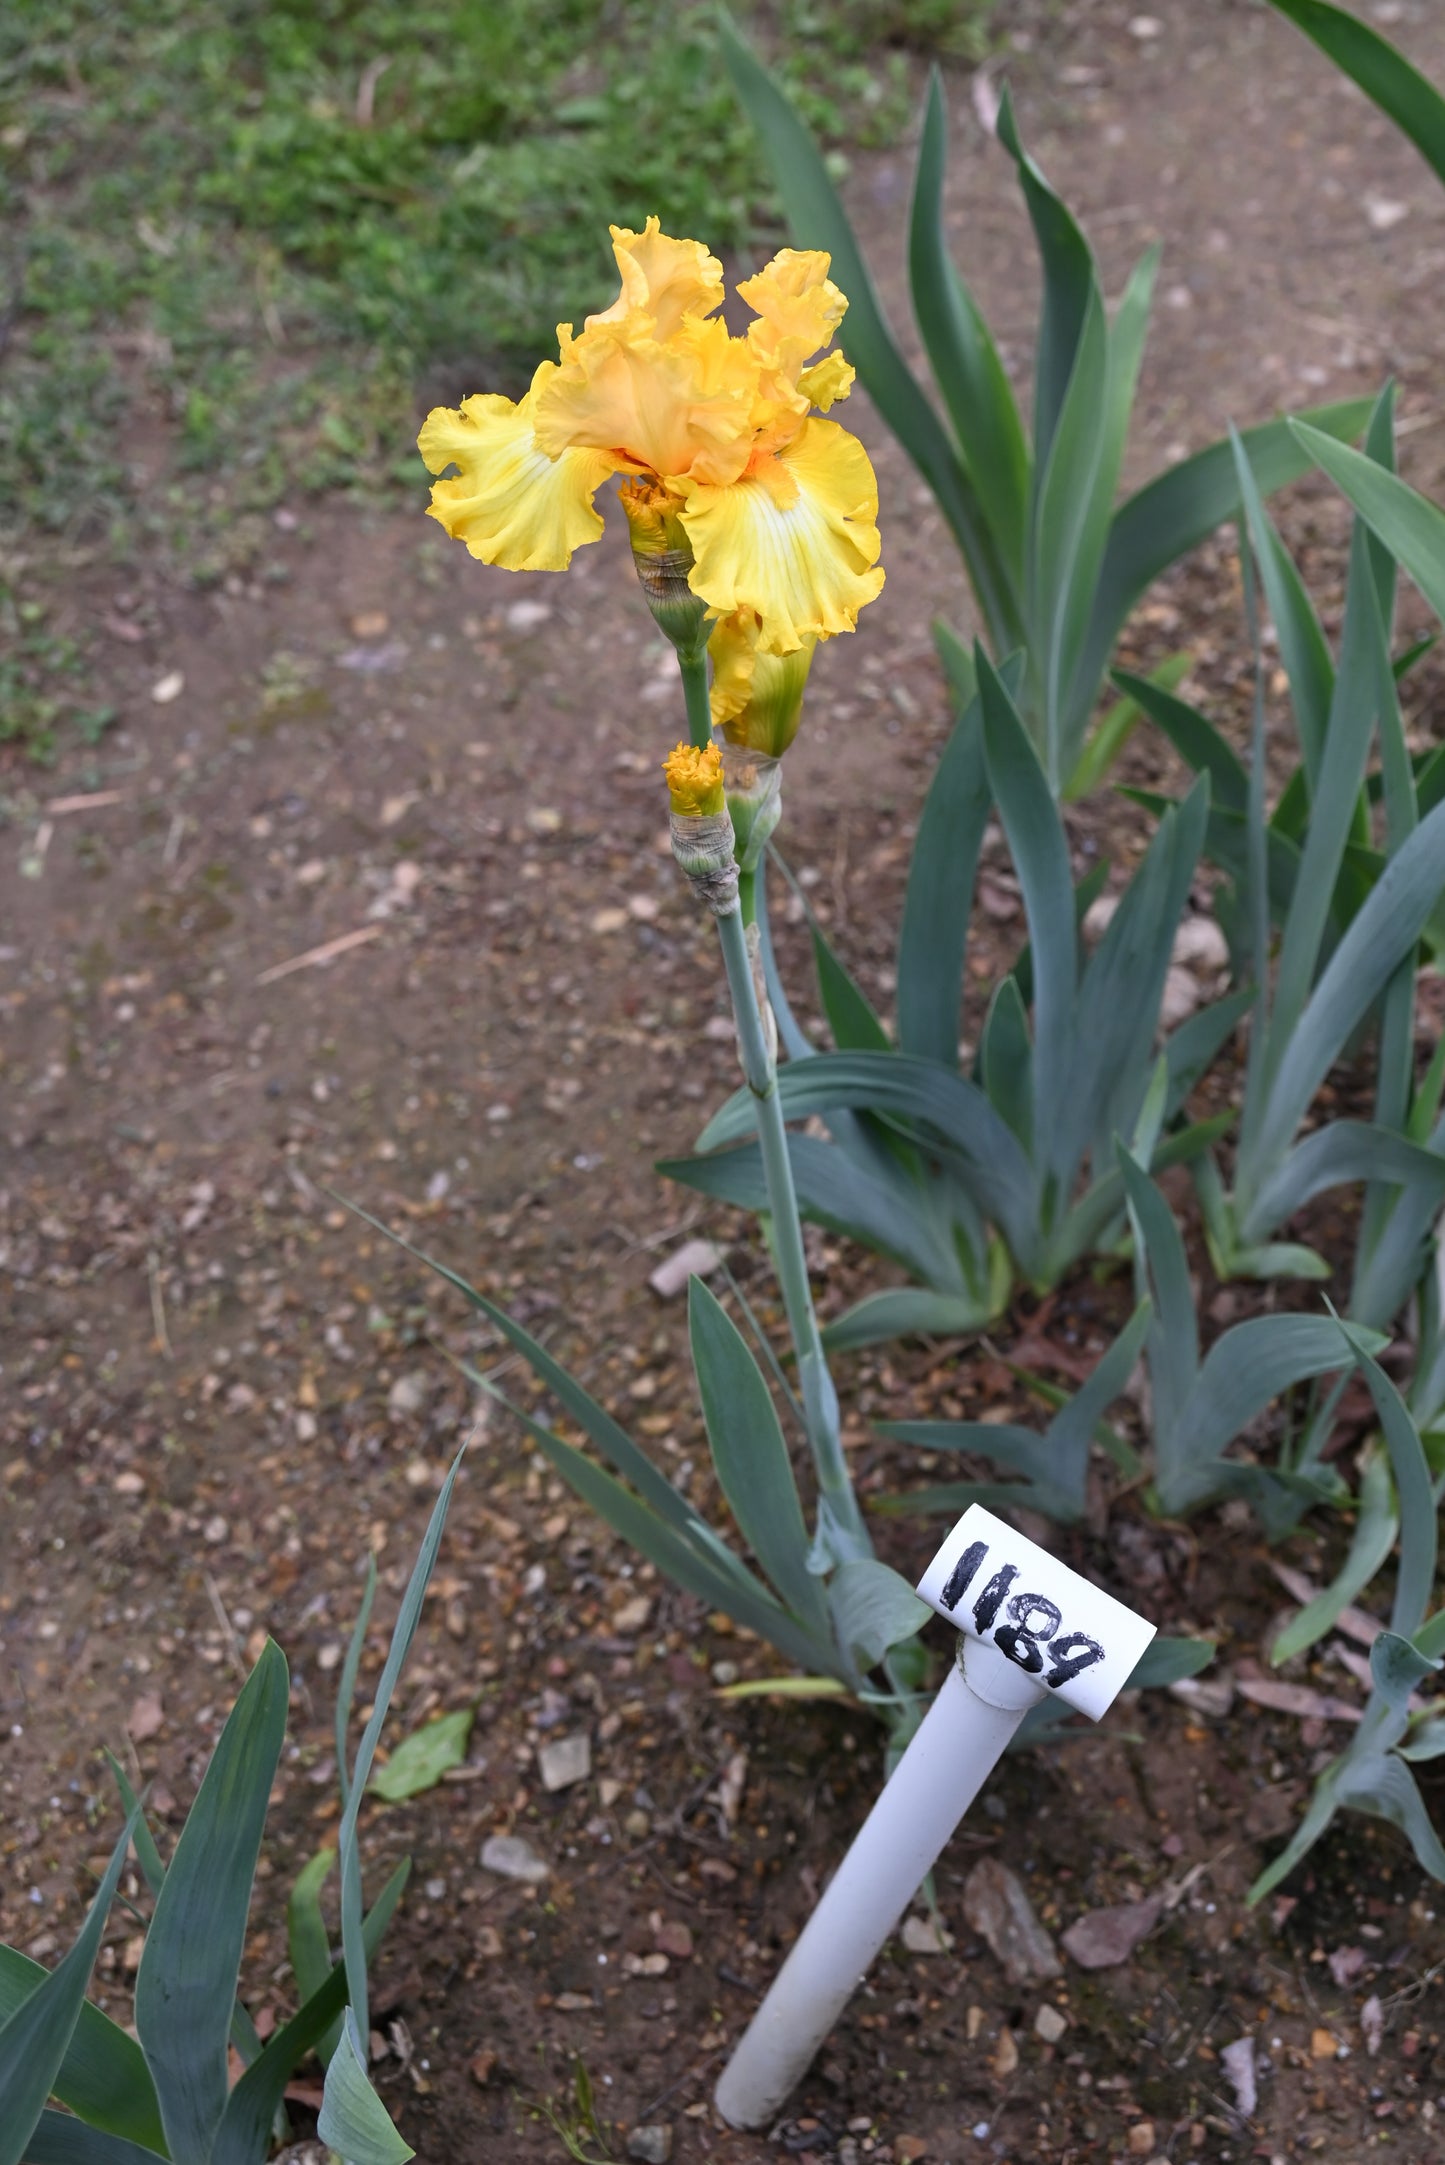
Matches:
[714,1506,1157,2130]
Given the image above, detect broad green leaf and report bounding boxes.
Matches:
[476,1375,839,1681]
[719,13,1018,647]
[896,679,991,1070]
[821,1283,1003,1353]
[1119,1149,1199,1441]
[336,1557,377,1817]
[1268,0,1445,187]
[932,618,979,711]
[1337,1752,1445,1881]
[1242,796,1445,1182]
[1042,1298,1154,1516]
[1110,668,1247,813]
[0,1810,140,2165]
[1369,1627,1441,1709]
[0,1951,163,2154]
[212,1859,410,2165]
[369,1709,474,1803]
[1161,1317,1383,1514]
[995,84,1094,471]
[334,1446,466,2048]
[21,2114,169,2164]
[689,1278,829,1634]
[1126,1637,1215,1689]
[1231,424,1334,783]
[134,1645,287,2165]
[980,975,1033,1153]
[1070,780,1208,1181]
[317,2014,413,2165]
[1399,1714,1445,1762]
[811,925,889,1053]
[1271,1449,1396,1665]
[1291,421,1445,624]
[827,1559,931,1674]
[1055,248,1160,772]
[1244,1121,1445,1247]
[1078,396,1374,722]
[660,1135,967,1293]
[1063,650,1192,803]
[695,1051,1039,1265]
[977,650,1077,1140]
[1347,1342,1439,1636]
[1027,285,1110,786]
[910,70,1030,587]
[287,1851,339,2068]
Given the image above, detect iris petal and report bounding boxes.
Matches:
[418,365,616,572]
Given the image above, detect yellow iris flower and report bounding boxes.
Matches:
[418,220,884,656]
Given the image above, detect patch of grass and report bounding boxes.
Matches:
[0,0,992,752]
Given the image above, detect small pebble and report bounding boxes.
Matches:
[626,2129,673,2163]
[480,1834,550,1884]
[1035,2003,1068,2043]
[538,1732,592,1793]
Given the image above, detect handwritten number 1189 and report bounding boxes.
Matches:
[940,1541,1105,1688]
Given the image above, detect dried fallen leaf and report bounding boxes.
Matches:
[963,1858,1061,1984]
[127,1692,164,1743]
[1220,2035,1257,2117]
[1234,1677,1361,1723]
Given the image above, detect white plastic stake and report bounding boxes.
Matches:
[714,1505,1156,2130]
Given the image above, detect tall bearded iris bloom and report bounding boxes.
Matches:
[417,220,884,660]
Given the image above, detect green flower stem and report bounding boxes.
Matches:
[713,901,872,1565]
[678,649,714,751]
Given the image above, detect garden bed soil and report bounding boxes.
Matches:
[5,2,1445,2159]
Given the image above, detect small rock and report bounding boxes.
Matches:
[1364,193,1409,233]
[895,2140,929,2163]
[623,1951,670,1978]
[1311,2026,1340,2060]
[648,1238,726,1299]
[598,1777,624,1808]
[1127,2125,1156,2157]
[480,1834,550,1884]
[380,793,416,828]
[387,1370,430,1419]
[295,1410,317,1443]
[1034,2003,1068,2044]
[1171,915,1229,973]
[991,2028,1019,2078]
[1128,13,1162,35]
[612,1594,653,1635]
[1361,1993,1384,2055]
[538,1732,591,1793]
[654,1919,694,1960]
[703,1014,735,1041]
[337,640,408,673]
[626,2128,673,2164]
[591,906,629,934]
[962,1858,1061,1984]
[1061,1895,1162,1970]
[469,2048,498,2087]
[150,670,184,704]
[506,599,553,632]
[127,1693,164,1743]
[1220,2035,1257,2117]
[628,892,660,922]
[623,1809,651,1839]
[1159,964,1201,1029]
[525,805,562,834]
[1169,1670,1235,1720]
[351,610,389,638]
[901,1913,952,1955]
[554,1992,593,2012]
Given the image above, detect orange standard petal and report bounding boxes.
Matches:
[587,216,726,342]
[535,312,757,486]
[418,362,617,572]
[677,417,885,653]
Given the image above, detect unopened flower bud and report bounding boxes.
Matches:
[711,609,816,759]
[620,478,709,659]
[664,743,739,914]
[720,740,782,874]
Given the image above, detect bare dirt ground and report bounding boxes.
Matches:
[6,2,1445,2159]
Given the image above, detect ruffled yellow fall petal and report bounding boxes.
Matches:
[588,217,725,342]
[678,418,885,653]
[536,313,756,486]
[797,352,855,412]
[663,740,726,817]
[418,364,617,571]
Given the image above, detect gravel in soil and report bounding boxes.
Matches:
[6,3,1445,2159]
